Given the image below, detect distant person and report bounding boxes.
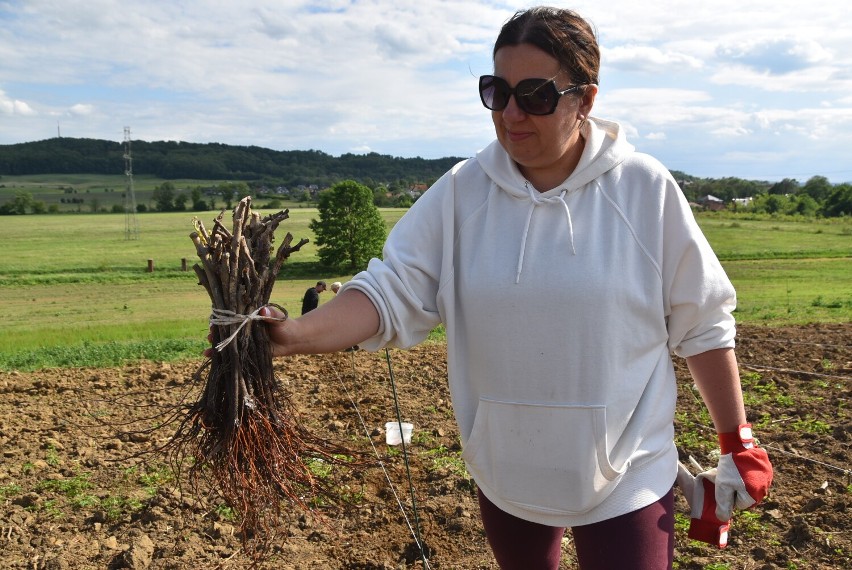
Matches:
[300,281,326,315]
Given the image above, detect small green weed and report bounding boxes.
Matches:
[215,503,236,521]
[411,430,435,447]
[40,498,62,518]
[673,512,690,534]
[45,444,60,467]
[137,463,174,496]
[734,509,765,537]
[36,472,92,499]
[0,483,22,500]
[423,445,469,479]
[306,458,333,479]
[101,495,145,521]
[775,393,795,407]
[753,413,773,430]
[792,415,832,435]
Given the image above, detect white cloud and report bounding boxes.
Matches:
[716,37,832,74]
[604,45,703,73]
[1,0,851,181]
[68,104,94,116]
[0,91,36,116]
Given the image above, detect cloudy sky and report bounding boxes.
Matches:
[2,0,851,182]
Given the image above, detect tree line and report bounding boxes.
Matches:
[0,137,462,188]
[671,171,852,218]
[1,137,850,217]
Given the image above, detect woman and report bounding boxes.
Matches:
[254,7,772,569]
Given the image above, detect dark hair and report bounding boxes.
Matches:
[493,6,599,86]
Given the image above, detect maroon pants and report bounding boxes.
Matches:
[477,488,675,570]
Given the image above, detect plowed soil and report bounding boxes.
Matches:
[1,323,849,569]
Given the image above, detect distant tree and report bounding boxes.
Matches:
[190,187,207,211]
[309,180,387,271]
[219,183,235,210]
[152,181,176,211]
[785,194,819,217]
[768,178,799,195]
[174,193,188,211]
[823,184,852,217]
[750,193,788,214]
[216,182,249,210]
[394,193,413,208]
[0,191,36,215]
[802,175,833,202]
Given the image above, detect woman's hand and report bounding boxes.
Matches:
[204,289,380,358]
[258,304,293,357]
[203,304,293,359]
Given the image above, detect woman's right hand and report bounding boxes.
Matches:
[203,304,293,359]
[205,289,380,358]
[258,304,293,357]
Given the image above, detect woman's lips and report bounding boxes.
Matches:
[507,130,533,142]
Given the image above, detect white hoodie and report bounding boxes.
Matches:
[344,117,736,527]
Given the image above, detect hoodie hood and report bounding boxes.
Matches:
[475,116,635,282]
[476,116,635,197]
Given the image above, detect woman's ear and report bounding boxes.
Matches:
[578,84,598,118]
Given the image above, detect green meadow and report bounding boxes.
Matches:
[0,173,235,212]
[0,205,849,371]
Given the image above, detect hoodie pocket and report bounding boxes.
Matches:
[462,398,627,515]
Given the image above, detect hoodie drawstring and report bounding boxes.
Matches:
[516,183,576,284]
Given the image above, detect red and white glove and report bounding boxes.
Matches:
[676,424,773,548]
[713,423,773,521]
[676,462,731,547]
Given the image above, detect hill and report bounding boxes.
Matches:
[0,137,465,188]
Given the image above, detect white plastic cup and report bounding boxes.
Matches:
[385,421,414,445]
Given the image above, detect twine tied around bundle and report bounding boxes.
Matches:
[209,304,288,352]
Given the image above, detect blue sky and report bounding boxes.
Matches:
[2,0,851,183]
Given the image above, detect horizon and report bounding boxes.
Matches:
[2,1,851,184]
[3,134,842,187]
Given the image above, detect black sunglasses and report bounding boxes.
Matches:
[479,75,585,116]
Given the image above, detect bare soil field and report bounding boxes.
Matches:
[1,323,849,569]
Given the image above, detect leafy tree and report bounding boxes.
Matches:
[0,191,36,215]
[219,183,235,210]
[768,178,799,195]
[190,187,208,211]
[218,182,249,210]
[309,180,387,271]
[823,184,852,217]
[750,193,788,214]
[152,181,176,211]
[174,193,188,211]
[802,175,833,202]
[785,194,819,217]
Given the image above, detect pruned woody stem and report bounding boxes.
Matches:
[165,196,350,554]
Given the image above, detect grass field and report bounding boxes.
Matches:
[0,173,239,213]
[0,200,849,370]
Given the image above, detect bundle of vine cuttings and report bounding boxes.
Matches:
[165,196,349,543]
